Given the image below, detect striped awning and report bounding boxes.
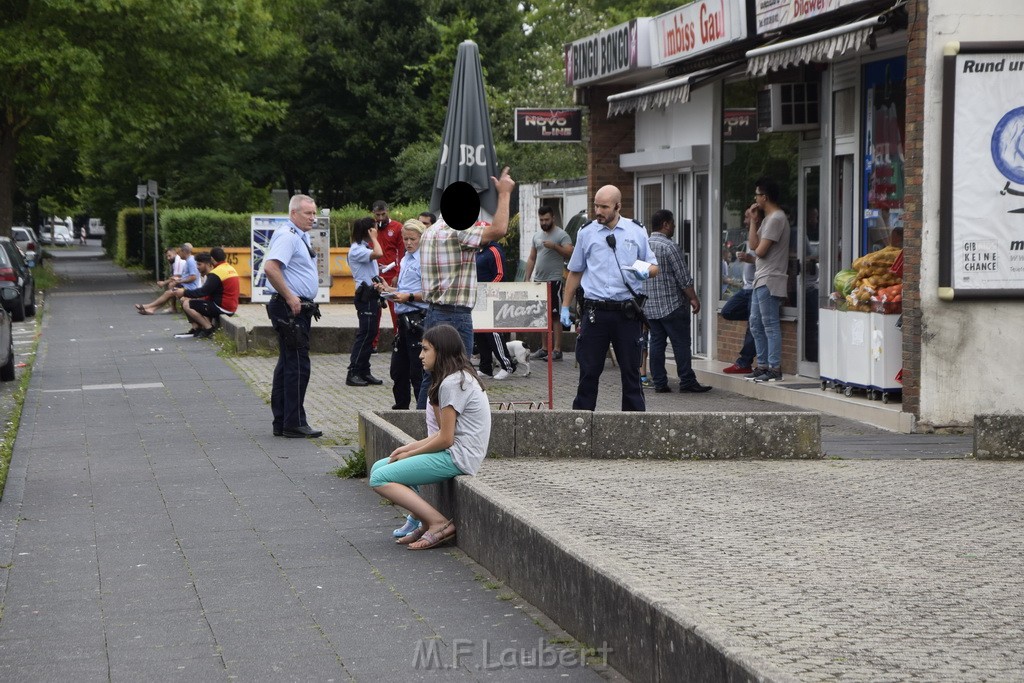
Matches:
[746,13,889,76]
[607,62,742,118]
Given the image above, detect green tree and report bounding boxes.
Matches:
[0,0,288,235]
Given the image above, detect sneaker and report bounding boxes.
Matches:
[529,348,547,360]
[174,329,197,338]
[392,515,421,538]
[476,369,490,378]
[492,369,511,380]
[552,350,563,361]
[753,369,783,383]
[723,363,753,374]
[640,375,653,388]
[195,328,215,339]
[744,368,768,381]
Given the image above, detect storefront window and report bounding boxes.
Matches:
[720,79,800,303]
[862,56,907,255]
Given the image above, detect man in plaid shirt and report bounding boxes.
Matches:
[646,209,711,394]
[415,167,515,409]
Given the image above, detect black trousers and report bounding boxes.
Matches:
[475,331,516,375]
[390,326,423,410]
[573,307,645,412]
[348,298,380,377]
[267,299,312,430]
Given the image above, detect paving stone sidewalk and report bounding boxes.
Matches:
[0,252,614,681]
[472,458,1024,681]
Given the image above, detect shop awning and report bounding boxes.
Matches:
[607,61,742,118]
[745,13,890,76]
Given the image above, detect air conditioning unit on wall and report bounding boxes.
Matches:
[757,83,820,132]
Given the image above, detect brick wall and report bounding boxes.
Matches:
[901,0,926,417]
[585,85,636,214]
[716,319,799,375]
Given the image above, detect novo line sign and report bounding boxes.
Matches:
[514,109,582,143]
[651,0,749,68]
[565,19,652,87]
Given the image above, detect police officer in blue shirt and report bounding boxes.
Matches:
[560,185,659,411]
[264,194,322,438]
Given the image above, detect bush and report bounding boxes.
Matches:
[161,208,251,249]
[329,202,429,247]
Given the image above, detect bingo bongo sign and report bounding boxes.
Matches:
[514,108,583,143]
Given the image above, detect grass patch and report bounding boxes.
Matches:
[32,260,59,291]
[0,308,43,501]
[332,448,367,478]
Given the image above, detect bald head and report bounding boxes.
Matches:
[594,185,622,228]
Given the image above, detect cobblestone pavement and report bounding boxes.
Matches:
[474,458,1024,681]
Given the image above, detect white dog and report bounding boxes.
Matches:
[504,340,532,377]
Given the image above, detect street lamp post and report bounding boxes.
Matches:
[147,180,159,280]
[135,184,148,272]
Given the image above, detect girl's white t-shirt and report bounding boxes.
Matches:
[437,370,490,475]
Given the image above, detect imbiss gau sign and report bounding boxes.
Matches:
[514,109,582,143]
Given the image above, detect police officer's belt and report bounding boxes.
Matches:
[582,298,632,311]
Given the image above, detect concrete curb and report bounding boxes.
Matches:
[362,409,821,469]
[973,414,1024,459]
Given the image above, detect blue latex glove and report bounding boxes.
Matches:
[559,306,573,328]
[628,268,650,281]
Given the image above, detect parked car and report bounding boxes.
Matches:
[0,237,36,321]
[11,226,40,264]
[0,286,15,381]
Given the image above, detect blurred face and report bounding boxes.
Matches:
[372,209,390,227]
[197,260,212,276]
[166,249,177,261]
[754,188,767,210]
[290,200,317,231]
[419,338,436,372]
[418,214,434,227]
[539,213,554,231]
[402,229,421,253]
[661,220,675,239]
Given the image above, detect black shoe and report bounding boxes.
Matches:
[346,374,369,387]
[281,425,323,438]
[679,382,712,393]
[654,385,672,393]
[361,373,383,385]
[195,328,215,339]
[173,329,197,338]
[273,428,283,436]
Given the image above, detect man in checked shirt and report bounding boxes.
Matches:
[415,167,515,409]
[645,209,711,394]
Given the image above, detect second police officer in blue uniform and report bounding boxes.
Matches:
[561,185,660,411]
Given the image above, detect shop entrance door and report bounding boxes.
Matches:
[798,164,822,376]
[674,172,707,356]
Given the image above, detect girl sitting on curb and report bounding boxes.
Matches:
[369,324,491,550]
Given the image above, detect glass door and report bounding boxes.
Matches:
[691,172,708,356]
[798,164,821,376]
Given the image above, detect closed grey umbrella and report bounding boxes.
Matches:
[430,40,499,218]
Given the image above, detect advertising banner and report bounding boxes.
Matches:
[754,0,873,35]
[650,0,748,68]
[514,108,582,142]
[940,43,1024,299]
[564,19,651,87]
[471,282,548,332]
[250,215,331,304]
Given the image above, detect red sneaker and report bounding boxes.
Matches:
[722,363,752,374]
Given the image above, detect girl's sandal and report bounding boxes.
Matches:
[408,520,456,550]
[396,525,427,545]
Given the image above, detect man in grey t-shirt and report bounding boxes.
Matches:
[523,206,574,360]
[746,177,790,383]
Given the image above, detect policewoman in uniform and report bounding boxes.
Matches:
[560,185,659,412]
[264,194,322,438]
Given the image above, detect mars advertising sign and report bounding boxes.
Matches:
[755,0,873,34]
[514,109,582,143]
[564,18,652,87]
